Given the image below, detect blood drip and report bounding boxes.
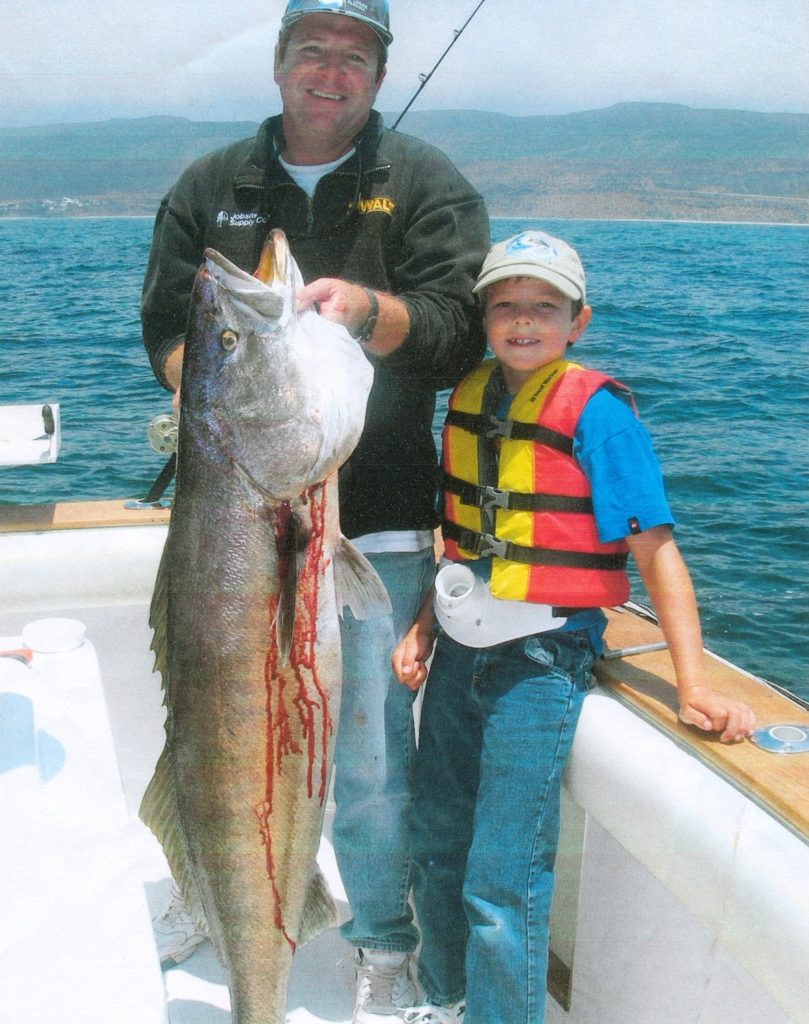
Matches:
[254,483,333,947]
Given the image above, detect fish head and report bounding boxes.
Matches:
[180,230,374,501]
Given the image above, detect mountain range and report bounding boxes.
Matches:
[1,103,807,222]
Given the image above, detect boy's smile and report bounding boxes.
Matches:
[483,277,591,393]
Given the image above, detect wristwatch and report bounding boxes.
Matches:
[356,287,379,344]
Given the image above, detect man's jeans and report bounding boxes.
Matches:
[333,548,435,952]
[411,628,595,1023]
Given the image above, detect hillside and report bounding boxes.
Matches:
[1,104,807,222]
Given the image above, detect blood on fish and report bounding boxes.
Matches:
[255,482,333,946]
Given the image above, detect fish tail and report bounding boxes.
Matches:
[333,537,393,621]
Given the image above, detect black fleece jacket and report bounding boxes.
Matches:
[141,110,489,538]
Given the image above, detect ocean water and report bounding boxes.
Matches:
[0,215,807,702]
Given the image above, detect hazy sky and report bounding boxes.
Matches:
[3,0,807,127]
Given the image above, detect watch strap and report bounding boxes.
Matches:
[357,287,379,343]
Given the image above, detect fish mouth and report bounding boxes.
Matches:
[252,229,291,286]
[205,229,305,326]
[205,249,286,322]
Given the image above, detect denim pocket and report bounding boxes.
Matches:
[523,630,595,688]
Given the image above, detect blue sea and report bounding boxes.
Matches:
[1,216,807,702]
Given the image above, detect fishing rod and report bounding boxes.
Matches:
[392,0,488,130]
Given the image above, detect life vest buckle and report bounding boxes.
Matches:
[478,533,509,559]
[482,486,510,512]
[486,416,512,439]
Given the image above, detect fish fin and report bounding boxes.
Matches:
[143,536,209,937]
[297,867,340,947]
[333,537,393,621]
[275,511,305,665]
[148,540,171,704]
[139,746,210,939]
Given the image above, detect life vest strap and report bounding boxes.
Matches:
[443,473,594,515]
[443,521,629,571]
[444,410,574,455]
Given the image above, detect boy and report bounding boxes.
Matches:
[391,230,756,1024]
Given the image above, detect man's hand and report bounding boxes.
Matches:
[297,278,371,336]
[297,278,410,356]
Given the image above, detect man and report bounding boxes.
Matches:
[141,2,489,1021]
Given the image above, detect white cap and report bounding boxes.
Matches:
[474,230,586,304]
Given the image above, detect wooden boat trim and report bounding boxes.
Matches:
[2,501,806,843]
[596,604,809,844]
[0,498,171,532]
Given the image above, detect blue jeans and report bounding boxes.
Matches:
[333,548,435,952]
[411,629,595,1023]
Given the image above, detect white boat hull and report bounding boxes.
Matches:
[1,508,807,1024]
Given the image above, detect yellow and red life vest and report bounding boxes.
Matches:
[441,357,632,608]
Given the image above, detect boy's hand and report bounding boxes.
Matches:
[678,685,756,743]
[392,624,435,691]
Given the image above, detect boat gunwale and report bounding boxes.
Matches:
[1,498,807,845]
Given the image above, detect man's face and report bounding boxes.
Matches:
[274,14,386,157]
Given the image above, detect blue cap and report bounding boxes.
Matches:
[282,0,392,49]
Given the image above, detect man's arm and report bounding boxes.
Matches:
[301,142,489,386]
[141,179,206,391]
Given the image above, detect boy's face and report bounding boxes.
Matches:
[483,277,591,393]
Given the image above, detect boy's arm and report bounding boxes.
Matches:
[391,588,438,691]
[626,525,756,744]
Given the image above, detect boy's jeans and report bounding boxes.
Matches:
[411,628,595,1023]
[333,547,435,952]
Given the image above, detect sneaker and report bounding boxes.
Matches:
[402,1004,466,1024]
[353,948,419,1022]
[152,883,207,967]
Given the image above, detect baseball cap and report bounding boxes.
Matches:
[474,230,586,304]
[281,0,393,49]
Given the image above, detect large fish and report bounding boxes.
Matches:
[141,229,390,1023]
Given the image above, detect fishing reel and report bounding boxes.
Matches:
[147,412,179,456]
[124,412,178,511]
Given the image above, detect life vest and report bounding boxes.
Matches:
[441,357,633,608]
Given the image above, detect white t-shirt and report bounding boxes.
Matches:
[279,149,355,197]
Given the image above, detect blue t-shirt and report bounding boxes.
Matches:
[574,386,673,542]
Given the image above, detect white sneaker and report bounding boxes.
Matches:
[353,948,419,1022]
[402,1004,465,1024]
[152,883,207,966]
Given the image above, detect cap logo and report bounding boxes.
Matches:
[505,231,560,263]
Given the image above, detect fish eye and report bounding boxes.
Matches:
[220,329,238,351]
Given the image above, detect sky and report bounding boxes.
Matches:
[2,0,807,128]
